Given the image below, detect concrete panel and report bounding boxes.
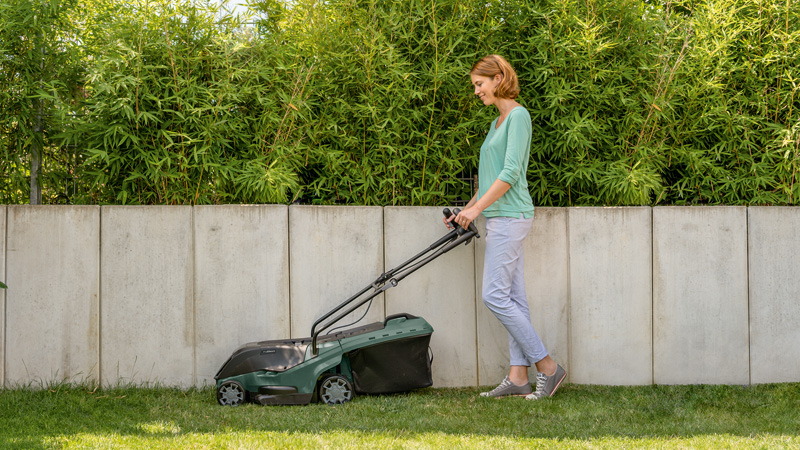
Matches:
[385,207,476,388]
[5,206,100,385]
[0,206,5,387]
[568,207,652,385]
[476,208,569,386]
[289,206,384,340]
[194,205,289,386]
[101,206,193,386]
[653,207,748,384]
[748,207,800,383]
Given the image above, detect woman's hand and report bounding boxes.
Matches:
[443,214,456,230]
[455,207,480,231]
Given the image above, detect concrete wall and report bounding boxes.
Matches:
[289,206,385,339]
[2,205,799,388]
[653,207,749,384]
[6,206,100,386]
[747,207,800,384]
[100,206,194,386]
[569,207,652,385]
[193,205,289,386]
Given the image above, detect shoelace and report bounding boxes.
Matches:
[488,377,513,395]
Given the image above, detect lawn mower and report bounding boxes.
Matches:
[214,208,479,406]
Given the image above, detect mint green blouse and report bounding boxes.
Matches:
[477,106,535,219]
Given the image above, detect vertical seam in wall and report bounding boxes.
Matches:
[650,207,655,385]
[191,206,197,387]
[565,208,572,381]
[381,207,386,320]
[473,218,479,387]
[746,207,751,385]
[97,207,103,387]
[3,206,7,387]
[287,205,292,339]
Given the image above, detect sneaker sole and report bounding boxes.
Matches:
[489,393,531,399]
[479,391,532,399]
[548,369,567,397]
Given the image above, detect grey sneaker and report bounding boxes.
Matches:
[479,376,532,398]
[525,364,566,400]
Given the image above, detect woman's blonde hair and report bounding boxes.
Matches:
[470,54,520,100]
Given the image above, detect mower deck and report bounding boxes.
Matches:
[215,314,434,406]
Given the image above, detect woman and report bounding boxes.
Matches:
[447,54,566,400]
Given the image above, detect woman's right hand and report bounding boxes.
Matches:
[455,206,480,232]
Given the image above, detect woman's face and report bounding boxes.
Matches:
[470,73,502,106]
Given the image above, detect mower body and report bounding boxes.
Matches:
[214,314,434,405]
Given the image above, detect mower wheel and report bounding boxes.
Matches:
[217,380,246,406]
[318,375,354,405]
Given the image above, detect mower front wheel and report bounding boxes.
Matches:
[217,380,246,406]
[318,375,354,405]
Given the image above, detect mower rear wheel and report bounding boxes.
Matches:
[217,380,246,406]
[318,375,354,405]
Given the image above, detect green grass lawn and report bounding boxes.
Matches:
[1,383,798,449]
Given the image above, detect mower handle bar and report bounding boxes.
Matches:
[310,208,479,355]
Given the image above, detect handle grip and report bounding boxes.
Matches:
[442,207,479,235]
[442,208,459,233]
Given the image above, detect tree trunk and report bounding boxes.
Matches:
[30,36,44,205]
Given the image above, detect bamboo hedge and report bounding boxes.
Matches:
[1,0,799,206]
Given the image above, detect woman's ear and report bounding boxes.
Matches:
[494,73,504,84]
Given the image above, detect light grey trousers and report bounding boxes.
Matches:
[482,215,548,367]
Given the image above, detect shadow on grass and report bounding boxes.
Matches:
[1,383,798,449]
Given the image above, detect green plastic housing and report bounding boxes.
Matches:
[216,315,434,401]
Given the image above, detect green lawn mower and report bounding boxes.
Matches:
[214,208,479,406]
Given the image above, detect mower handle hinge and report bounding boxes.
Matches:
[377,279,397,293]
[372,272,392,290]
